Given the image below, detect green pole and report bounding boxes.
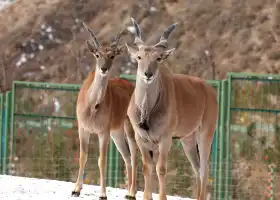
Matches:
[115,146,120,187]
[3,91,11,174]
[225,74,232,200]
[218,80,227,199]
[10,82,16,160]
[209,82,220,200]
[0,93,3,173]
[213,81,221,200]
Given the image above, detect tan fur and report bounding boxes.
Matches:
[72,22,138,199]
[77,71,134,131]
[126,18,218,200]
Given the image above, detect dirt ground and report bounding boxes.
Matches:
[1,0,280,92]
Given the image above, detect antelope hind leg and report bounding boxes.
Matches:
[180,133,201,199]
[124,119,138,199]
[72,128,90,197]
[111,127,136,199]
[197,125,215,200]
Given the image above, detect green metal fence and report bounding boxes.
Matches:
[225,73,280,200]
[0,93,3,173]
[1,72,280,199]
[0,91,11,175]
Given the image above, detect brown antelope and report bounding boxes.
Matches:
[125,18,218,200]
[71,22,138,200]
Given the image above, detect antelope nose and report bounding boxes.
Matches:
[101,67,107,73]
[144,71,153,78]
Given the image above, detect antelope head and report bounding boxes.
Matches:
[126,17,178,84]
[83,22,125,77]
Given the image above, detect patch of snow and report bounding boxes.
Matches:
[41,24,46,30]
[0,175,194,200]
[150,6,157,12]
[38,44,44,51]
[124,69,131,74]
[48,34,54,40]
[204,50,210,56]
[16,53,28,67]
[29,53,35,59]
[46,26,52,33]
[0,0,16,11]
[127,26,135,34]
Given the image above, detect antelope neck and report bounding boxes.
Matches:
[135,73,162,115]
[88,71,109,106]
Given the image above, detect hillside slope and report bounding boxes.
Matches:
[1,0,280,92]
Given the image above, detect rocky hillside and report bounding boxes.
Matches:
[1,0,280,92]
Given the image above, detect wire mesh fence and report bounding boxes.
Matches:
[1,77,222,200]
[227,73,280,200]
[1,72,280,199]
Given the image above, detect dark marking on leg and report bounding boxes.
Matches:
[138,120,149,131]
[71,191,80,197]
[95,103,100,110]
[196,144,200,162]
[124,135,131,156]
[149,151,153,159]
[99,196,107,200]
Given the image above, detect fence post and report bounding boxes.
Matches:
[10,82,15,162]
[225,74,232,200]
[3,91,11,174]
[0,93,3,173]
[217,80,227,199]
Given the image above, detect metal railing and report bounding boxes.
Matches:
[1,72,280,199]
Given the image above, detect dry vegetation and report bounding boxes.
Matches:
[1,0,280,92]
[2,0,280,199]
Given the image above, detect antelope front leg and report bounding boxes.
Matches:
[98,133,110,199]
[135,134,154,200]
[156,136,172,200]
[72,128,90,197]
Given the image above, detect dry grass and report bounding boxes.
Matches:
[1,0,280,92]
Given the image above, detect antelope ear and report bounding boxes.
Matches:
[126,44,138,58]
[161,48,176,61]
[86,40,97,53]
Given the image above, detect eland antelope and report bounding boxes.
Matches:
[71,22,138,200]
[125,17,218,200]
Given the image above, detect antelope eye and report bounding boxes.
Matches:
[156,57,161,61]
[110,55,115,59]
[137,56,141,60]
[95,54,99,58]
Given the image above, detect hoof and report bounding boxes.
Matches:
[71,191,80,197]
[124,195,136,200]
[99,197,107,200]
